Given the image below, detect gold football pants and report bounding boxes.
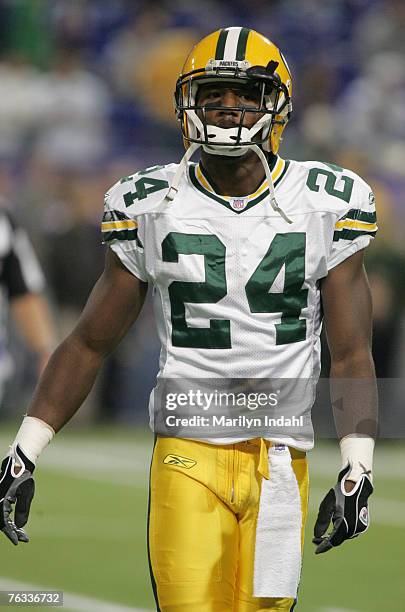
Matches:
[148,436,309,612]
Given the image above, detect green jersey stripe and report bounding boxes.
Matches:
[190,164,267,213]
[103,227,143,247]
[341,209,377,224]
[274,160,290,189]
[215,29,229,60]
[103,228,138,241]
[333,228,377,242]
[236,28,250,61]
[102,210,129,223]
[189,165,229,206]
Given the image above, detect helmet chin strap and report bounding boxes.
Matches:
[249,144,292,224]
[166,142,201,201]
[166,138,292,224]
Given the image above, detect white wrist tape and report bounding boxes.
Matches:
[10,416,55,465]
[339,434,375,483]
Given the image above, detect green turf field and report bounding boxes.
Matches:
[0,426,403,611]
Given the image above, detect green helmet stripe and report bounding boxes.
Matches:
[215,29,229,60]
[236,27,250,61]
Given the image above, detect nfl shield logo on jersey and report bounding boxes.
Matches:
[230,198,247,211]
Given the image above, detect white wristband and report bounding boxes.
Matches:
[10,416,55,465]
[339,434,375,483]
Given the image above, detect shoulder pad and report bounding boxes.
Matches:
[296,160,374,214]
[104,163,178,216]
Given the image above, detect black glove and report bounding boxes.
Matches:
[0,444,35,545]
[313,463,373,554]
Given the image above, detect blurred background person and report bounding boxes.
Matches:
[0,200,55,413]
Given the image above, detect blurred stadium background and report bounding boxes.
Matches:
[0,0,404,610]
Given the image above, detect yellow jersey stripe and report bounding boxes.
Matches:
[334,220,378,231]
[271,156,284,184]
[102,220,138,232]
[196,165,214,192]
[195,157,286,201]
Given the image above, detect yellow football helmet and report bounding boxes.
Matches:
[174,27,292,155]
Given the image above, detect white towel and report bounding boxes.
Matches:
[253,443,302,598]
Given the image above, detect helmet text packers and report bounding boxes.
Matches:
[174,27,292,155]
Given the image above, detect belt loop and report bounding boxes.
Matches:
[258,438,270,480]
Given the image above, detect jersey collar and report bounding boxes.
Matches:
[188,156,290,213]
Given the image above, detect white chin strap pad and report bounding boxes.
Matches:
[186,110,270,157]
[202,122,267,157]
[203,143,248,157]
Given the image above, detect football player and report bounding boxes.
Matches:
[0,28,376,611]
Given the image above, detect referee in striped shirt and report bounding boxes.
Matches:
[0,205,54,404]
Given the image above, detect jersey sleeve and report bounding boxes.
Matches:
[102,185,148,282]
[327,184,377,271]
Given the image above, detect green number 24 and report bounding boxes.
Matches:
[162,232,308,349]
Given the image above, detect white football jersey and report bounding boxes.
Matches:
[102,156,377,449]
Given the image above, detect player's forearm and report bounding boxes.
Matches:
[329,348,377,483]
[27,332,105,433]
[330,346,375,380]
[329,348,377,440]
[330,348,378,481]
